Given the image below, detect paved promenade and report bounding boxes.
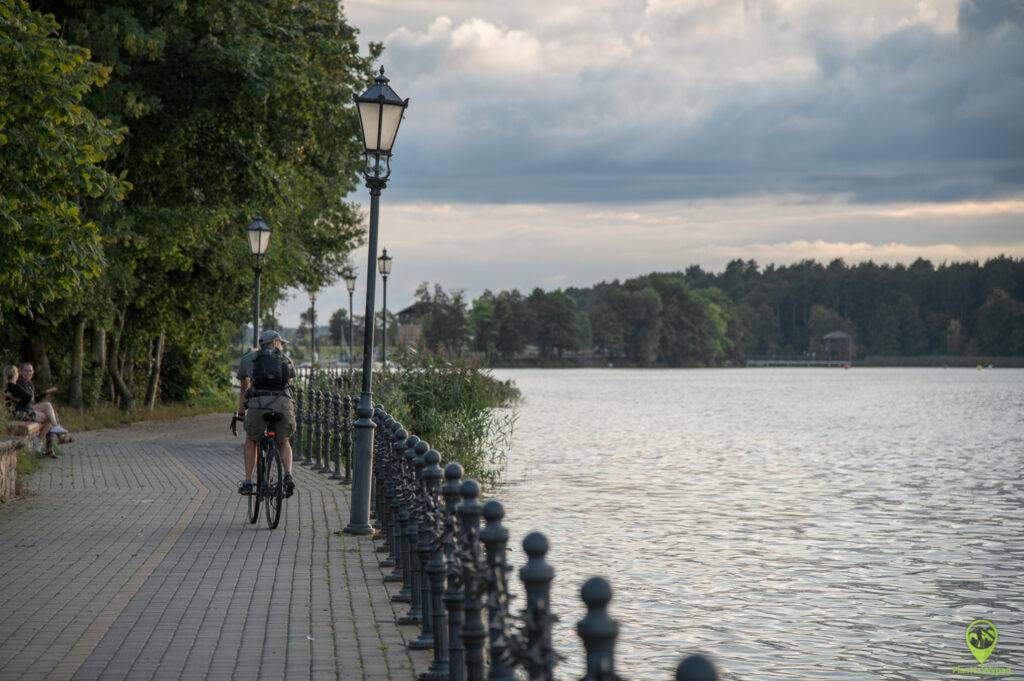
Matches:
[0,414,429,681]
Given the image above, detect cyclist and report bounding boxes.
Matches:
[237,329,296,497]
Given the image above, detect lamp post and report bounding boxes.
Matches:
[345,66,409,535]
[308,289,318,364]
[378,249,393,369]
[246,218,272,348]
[344,271,357,371]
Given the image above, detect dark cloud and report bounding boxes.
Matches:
[377,0,1024,205]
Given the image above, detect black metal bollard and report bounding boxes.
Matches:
[301,383,314,465]
[383,427,407,576]
[577,577,622,681]
[330,392,343,479]
[419,449,448,681]
[380,423,402,566]
[303,387,317,467]
[481,501,513,681]
[442,463,465,681]
[319,389,332,473]
[398,438,426,621]
[375,416,395,540]
[675,655,718,681]
[519,532,555,681]
[410,441,435,649]
[342,394,353,483]
[458,479,486,681]
[393,434,420,604]
[295,380,304,459]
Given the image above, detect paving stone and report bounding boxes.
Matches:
[0,414,427,680]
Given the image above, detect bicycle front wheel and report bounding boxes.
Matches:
[264,441,283,529]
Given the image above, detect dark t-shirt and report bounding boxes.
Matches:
[5,382,33,414]
[16,377,35,405]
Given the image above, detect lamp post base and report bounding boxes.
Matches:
[343,523,375,536]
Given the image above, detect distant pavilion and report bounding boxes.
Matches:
[823,331,853,363]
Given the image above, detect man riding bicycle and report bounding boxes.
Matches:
[237,329,296,497]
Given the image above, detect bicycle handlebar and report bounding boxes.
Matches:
[230,413,243,437]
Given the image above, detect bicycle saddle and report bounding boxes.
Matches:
[262,411,284,424]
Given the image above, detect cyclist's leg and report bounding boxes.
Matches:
[279,440,293,475]
[242,397,268,493]
[244,437,258,480]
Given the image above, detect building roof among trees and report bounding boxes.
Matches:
[397,301,432,319]
[823,331,852,340]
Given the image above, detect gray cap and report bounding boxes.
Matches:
[258,329,288,347]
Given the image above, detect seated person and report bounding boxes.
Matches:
[4,364,56,457]
[17,363,68,437]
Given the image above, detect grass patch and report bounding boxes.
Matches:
[16,450,39,477]
[60,389,236,433]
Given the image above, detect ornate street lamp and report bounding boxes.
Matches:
[377,248,393,369]
[246,218,272,348]
[345,66,409,535]
[344,271,357,371]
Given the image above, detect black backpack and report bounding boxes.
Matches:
[252,348,291,391]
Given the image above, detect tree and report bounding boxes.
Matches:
[528,289,579,358]
[10,0,377,408]
[0,0,127,324]
[808,306,857,355]
[469,291,498,361]
[328,308,348,346]
[493,289,531,360]
[417,283,469,357]
[976,289,1024,355]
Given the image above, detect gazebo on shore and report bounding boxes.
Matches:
[823,330,853,363]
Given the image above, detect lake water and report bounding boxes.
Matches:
[489,368,1024,680]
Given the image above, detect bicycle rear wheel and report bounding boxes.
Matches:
[247,443,263,524]
[264,441,283,529]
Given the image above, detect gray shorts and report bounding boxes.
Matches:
[244,393,295,443]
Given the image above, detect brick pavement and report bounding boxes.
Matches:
[0,414,430,681]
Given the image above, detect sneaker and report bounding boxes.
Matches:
[238,480,254,495]
[282,474,295,498]
[51,425,68,435]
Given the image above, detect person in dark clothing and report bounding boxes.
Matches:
[4,364,55,456]
[236,330,296,496]
[17,363,66,436]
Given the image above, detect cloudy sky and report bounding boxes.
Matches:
[279,0,1023,324]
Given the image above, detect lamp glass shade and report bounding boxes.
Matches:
[246,219,271,256]
[354,68,408,154]
[377,249,393,276]
[344,274,357,292]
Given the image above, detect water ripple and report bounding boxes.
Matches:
[493,368,1024,680]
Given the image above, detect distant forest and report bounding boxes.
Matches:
[406,257,1024,366]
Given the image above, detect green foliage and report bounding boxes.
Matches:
[0,0,128,323]
[371,351,519,485]
[417,283,469,357]
[16,450,40,480]
[4,0,378,407]
[976,288,1024,355]
[60,389,235,433]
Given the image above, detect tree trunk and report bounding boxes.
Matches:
[27,335,53,392]
[69,315,85,408]
[107,309,134,411]
[145,331,164,410]
[93,327,106,368]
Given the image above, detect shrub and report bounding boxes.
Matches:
[317,350,518,486]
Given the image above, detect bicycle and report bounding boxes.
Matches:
[231,411,285,529]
